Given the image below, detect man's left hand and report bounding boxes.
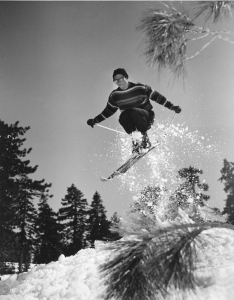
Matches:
[172,106,182,114]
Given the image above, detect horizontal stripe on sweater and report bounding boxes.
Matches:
[94,82,174,123]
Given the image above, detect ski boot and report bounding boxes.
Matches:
[141,132,152,151]
[132,140,141,155]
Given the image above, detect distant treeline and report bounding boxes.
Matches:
[1,119,233,275]
[0,120,120,275]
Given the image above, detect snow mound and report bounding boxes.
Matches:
[1,230,234,299]
[1,208,234,300]
[0,247,108,300]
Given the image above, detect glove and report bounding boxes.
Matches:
[87,119,96,128]
[172,106,182,114]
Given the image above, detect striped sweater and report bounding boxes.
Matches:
[93,82,174,123]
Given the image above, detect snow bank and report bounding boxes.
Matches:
[0,247,108,300]
[1,230,234,300]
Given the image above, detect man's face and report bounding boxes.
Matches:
[113,74,129,90]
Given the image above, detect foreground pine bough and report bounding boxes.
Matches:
[100,222,234,300]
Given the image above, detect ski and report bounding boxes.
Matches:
[100,142,159,182]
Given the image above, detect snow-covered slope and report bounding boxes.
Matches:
[0,247,107,300]
[0,123,231,300]
[1,230,234,300]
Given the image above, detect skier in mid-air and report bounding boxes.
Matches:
[87,68,181,154]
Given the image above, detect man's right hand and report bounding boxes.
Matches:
[87,119,96,128]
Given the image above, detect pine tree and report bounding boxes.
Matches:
[58,184,89,256]
[34,194,63,264]
[171,166,210,221]
[0,229,19,275]
[88,191,110,247]
[110,212,120,224]
[12,175,52,272]
[219,159,234,224]
[0,120,52,273]
[109,212,121,241]
[13,180,38,273]
[0,120,34,228]
[130,186,168,219]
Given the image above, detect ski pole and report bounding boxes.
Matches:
[96,112,176,136]
[160,112,176,138]
[169,112,176,125]
[96,124,127,135]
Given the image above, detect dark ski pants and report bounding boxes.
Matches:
[119,108,154,134]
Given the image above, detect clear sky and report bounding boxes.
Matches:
[1,1,234,218]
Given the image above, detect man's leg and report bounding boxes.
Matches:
[119,109,141,154]
[129,108,153,149]
[119,108,152,153]
[119,108,153,133]
[119,109,136,134]
[128,108,151,133]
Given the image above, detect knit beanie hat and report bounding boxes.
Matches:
[113,68,129,80]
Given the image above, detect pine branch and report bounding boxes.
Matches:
[100,222,234,300]
[186,35,217,60]
[194,1,234,23]
[137,3,234,81]
[136,6,195,79]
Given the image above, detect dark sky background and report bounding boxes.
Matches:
[1,1,234,218]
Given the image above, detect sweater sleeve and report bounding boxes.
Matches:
[145,85,174,110]
[93,95,118,124]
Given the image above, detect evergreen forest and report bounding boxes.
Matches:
[1,119,234,275]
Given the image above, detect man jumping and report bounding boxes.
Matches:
[87,68,181,154]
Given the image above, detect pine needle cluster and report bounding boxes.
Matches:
[137,5,194,79]
[195,1,234,23]
[137,2,234,81]
[100,219,234,300]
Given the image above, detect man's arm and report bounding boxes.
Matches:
[146,85,181,113]
[87,96,118,127]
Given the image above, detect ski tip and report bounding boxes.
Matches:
[100,177,110,182]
